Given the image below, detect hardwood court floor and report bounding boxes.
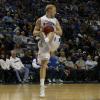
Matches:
[0,84,100,100]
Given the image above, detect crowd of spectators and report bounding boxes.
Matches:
[0,0,100,84]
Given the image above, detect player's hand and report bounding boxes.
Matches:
[47,32,55,43]
[39,28,46,39]
[49,31,56,34]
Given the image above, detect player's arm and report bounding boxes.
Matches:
[33,18,41,37]
[55,20,63,36]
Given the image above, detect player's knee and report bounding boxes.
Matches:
[40,60,48,69]
[41,64,48,69]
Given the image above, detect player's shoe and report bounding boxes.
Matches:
[40,86,45,97]
[52,79,56,83]
[48,79,52,83]
[45,37,49,43]
[59,79,63,83]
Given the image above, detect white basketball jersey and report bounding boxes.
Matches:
[40,15,57,31]
[38,15,60,53]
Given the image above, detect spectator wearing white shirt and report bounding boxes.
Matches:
[85,55,98,81]
[32,58,40,69]
[0,54,12,83]
[0,56,11,70]
[31,52,40,82]
[10,50,29,83]
[75,56,87,81]
[85,55,97,70]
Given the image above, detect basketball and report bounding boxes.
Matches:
[43,25,54,35]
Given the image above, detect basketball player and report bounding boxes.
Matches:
[33,4,62,97]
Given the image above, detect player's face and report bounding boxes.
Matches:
[49,7,56,17]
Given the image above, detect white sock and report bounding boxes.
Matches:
[40,79,45,86]
[45,37,49,42]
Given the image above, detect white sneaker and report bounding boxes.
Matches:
[40,86,45,97]
[45,37,49,43]
[59,79,63,83]
[48,79,52,83]
[52,79,56,83]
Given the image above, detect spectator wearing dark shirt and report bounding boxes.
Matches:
[47,52,59,83]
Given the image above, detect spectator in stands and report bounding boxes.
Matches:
[14,43,24,57]
[65,56,77,82]
[75,56,87,81]
[13,31,22,45]
[0,44,5,56]
[58,51,67,83]
[0,53,11,83]
[10,50,29,83]
[97,56,100,82]
[86,55,97,70]
[21,51,33,69]
[32,58,40,69]
[59,51,67,64]
[93,56,99,81]
[31,51,40,82]
[20,31,28,44]
[2,35,15,52]
[2,12,13,23]
[27,22,33,35]
[86,55,98,81]
[0,54,11,70]
[47,52,59,83]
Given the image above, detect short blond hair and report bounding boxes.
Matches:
[45,4,56,12]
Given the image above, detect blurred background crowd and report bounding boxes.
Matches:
[0,0,100,84]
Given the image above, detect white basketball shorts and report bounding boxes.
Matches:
[37,34,60,64]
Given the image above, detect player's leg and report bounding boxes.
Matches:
[44,32,55,43]
[40,60,48,86]
[50,34,60,52]
[38,39,50,97]
[40,60,48,97]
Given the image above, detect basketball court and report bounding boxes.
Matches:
[0,84,100,100]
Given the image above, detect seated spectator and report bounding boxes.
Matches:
[0,54,11,83]
[59,51,67,66]
[93,56,98,67]
[21,51,33,69]
[86,55,97,70]
[31,51,40,82]
[14,43,24,57]
[85,55,98,81]
[20,31,28,44]
[93,56,99,81]
[0,54,11,70]
[13,31,22,45]
[58,51,67,82]
[32,58,40,69]
[47,52,59,83]
[96,56,100,82]
[10,50,29,83]
[65,56,77,82]
[75,56,87,81]
[2,12,13,23]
